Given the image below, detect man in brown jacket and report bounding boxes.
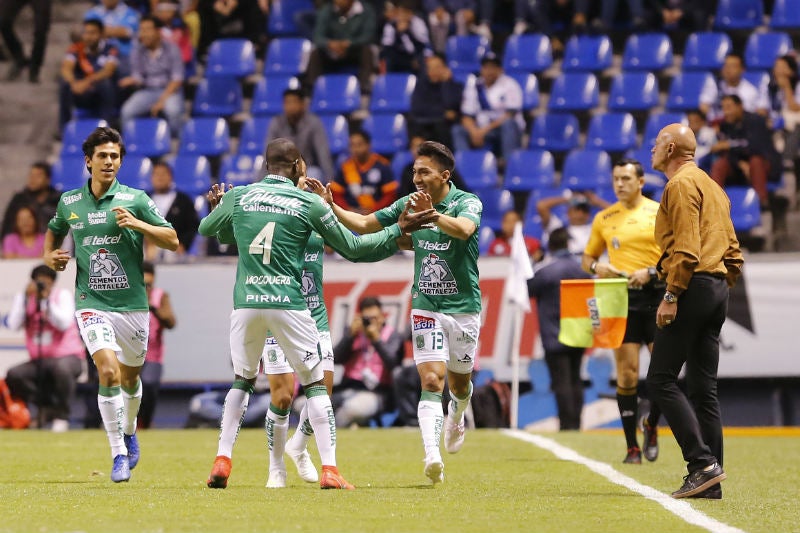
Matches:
[648,124,744,500]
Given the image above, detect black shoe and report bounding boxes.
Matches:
[623,446,642,464]
[671,463,726,499]
[6,61,26,81]
[642,418,659,462]
[689,484,722,500]
[28,68,40,83]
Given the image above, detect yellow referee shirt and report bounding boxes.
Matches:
[584,198,662,273]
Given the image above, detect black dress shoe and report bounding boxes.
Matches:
[671,463,726,499]
[29,68,40,83]
[689,483,722,500]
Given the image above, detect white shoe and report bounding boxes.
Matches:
[424,456,444,484]
[286,448,319,483]
[51,419,69,433]
[266,470,287,488]
[513,20,529,35]
[443,414,465,454]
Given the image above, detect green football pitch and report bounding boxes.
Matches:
[1,428,798,533]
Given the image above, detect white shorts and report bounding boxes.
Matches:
[230,308,323,385]
[263,330,334,375]
[75,309,149,367]
[410,309,481,374]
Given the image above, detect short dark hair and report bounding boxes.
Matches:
[139,15,163,29]
[350,129,371,144]
[265,138,302,182]
[282,88,305,100]
[417,141,454,173]
[82,127,126,160]
[428,51,447,64]
[32,161,51,179]
[721,93,743,107]
[548,227,570,252]
[358,296,382,312]
[687,108,706,121]
[84,18,104,32]
[724,53,744,65]
[153,161,173,174]
[31,264,57,281]
[614,158,644,178]
[142,260,155,275]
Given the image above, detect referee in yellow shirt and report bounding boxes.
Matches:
[582,159,663,464]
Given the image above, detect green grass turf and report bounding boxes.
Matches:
[0,428,797,533]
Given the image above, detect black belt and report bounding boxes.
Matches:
[693,272,726,280]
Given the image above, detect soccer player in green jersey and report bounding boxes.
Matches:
[312,141,483,484]
[200,139,436,490]
[43,127,178,482]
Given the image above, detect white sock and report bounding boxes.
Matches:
[306,385,336,467]
[449,381,473,424]
[418,392,444,459]
[265,404,290,472]
[217,386,251,458]
[98,387,126,458]
[121,379,142,435]
[287,403,313,453]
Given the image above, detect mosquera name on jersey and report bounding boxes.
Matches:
[48,179,173,312]
[375,183,483,314]
[198,174,404,310]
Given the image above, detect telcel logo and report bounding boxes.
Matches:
[83,235,122,246]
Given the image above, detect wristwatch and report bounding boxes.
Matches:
[590,261,597,274]
[663,291,678,304]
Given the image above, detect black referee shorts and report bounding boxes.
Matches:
[622,287,662,345]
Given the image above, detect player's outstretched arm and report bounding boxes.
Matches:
[306,177,383,234]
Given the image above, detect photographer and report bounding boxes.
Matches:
[333,296,404,427]
[3,265,84,431]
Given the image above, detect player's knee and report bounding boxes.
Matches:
[420,371,443,392]
[271,391,293,411]
[617,369,638,389]
[96,366,119,385]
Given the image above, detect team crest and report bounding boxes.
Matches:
[301,270,317,296]
[88,248,130,290]
[419,253,457,295]
[415,335,425,349]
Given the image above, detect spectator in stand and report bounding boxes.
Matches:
[686,109,716,172]
[1,162,60,239]
[3,265,84,432]
[330,130,398,214]
[84,0,141,75]
[58,19,119,132]
[145,162,200,262]
[0,0,52,83]
[196,0,266,58]
[424,0,495,52]
[710,94,781,208]
[2,205,45,259]
[398,135,470,197]
[645,0,710,33]
[452,52,523,169]
[512,0,589,52]
[537,191,610,256]
[487,209,542,261]
[408,52,464,148]
[333,296,404,427]
[266,88,335,179]
[152,0,195,72]
[701,54,769,121]
[769,54,800,179]
[119,16,185,137]
[138,261,176,428]
[380,0,430,74]
[306,0,377,94]
[591,0,647,32]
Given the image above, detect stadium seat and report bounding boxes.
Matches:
[52,156,89,191]
[713,0,764,31]
[361,113,407,155]
[205,39,256,78]
[643,111,687,147]
[727,186,762,231]
[504,150,556,192]
[547,72,599,112]
[369,73,416,114]
[320,114,349,155]
[595,186,618,206]
[310,74,360,115]
[478,225,495,255]
[621,33,673,71]
[445,35,489,80]
[525,185,569,224]
[116,155,152,190]
[192,77,243,117]
[61,118,107,157]
[178,117,231,157]
[502,33,553,73]
[454,150,498,191]
[586,113,637,152]
[562,35,613,72]
[391,151,413,182]
[237,116,271,156]
[251,75,300,116]
[682,32,733,71]
[529,112,580,152]
[561,149,612,190]
[522,213,544,240]
[264,37,311,76]
[480,188,514,231]
[743,70,769,93]
[770,0,800,30]
[219,154,265,186]
[607,71,659,112]
[124,118,171,157]
[168,154,212,196]
[666,72,715,111]
[744,32,792,71]
[267,0,313,36]
[508,72,540,111]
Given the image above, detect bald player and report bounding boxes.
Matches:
[647,124,743,500]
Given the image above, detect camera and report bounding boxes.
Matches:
[362,316,373,328]
[35,281,45,293]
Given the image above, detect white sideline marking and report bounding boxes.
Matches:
[503,430,746,533]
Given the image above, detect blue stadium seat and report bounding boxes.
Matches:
[643,111,687,147]
[219,154,265,186]
[454,150,498,191]
[264,37,311,76]
[744,32,792,71]
[607,71,659,112]
[178,117,230,157]
[522,213,544,240]
[529,113,580,152]
[547,72,599,112]
[168,155,212,196]
[561,149,612,190]
[52,156,89,191]
[770,0,800,30]
[666,72,715,111]
[586,113,637,152]
[267,0,313,36]
[205,38,257,78]
[445,35,489,80]
[727,186,762,231]
[320,114,349,155]
[480,188,514,231]
[502,33,553,73]
[251,75,300,116]
[124,118,171,157]
[714,0,764,31]
[116,155,152,190]
[61,118,108,157]
[310,74,360,115]
[238,116,271,156]
[508,72,540,111]
[192,77,243,117]
[369,73,416,114]
[743,70,769,93]
[362,113,407,156]
[621,33,673,71]
[524,186,568,227]
[505,150,556,192]
[682,32,733,71]
[391,151,413,182]
[562,35,613,72]
[478,225,495,255]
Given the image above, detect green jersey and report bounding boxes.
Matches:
[48,179,173,311]
[375,183,483,314]
[302,232,329,332]
[199,174,403,310]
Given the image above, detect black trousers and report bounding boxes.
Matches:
[545,347,585,430]
[647,274,728,473]
[0,0,51,69]
[138,361,163,429]
[6,355,82,420]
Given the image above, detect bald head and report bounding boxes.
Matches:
[651,123,697,176]
[265,138,302,182]
[661,124,696,157]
